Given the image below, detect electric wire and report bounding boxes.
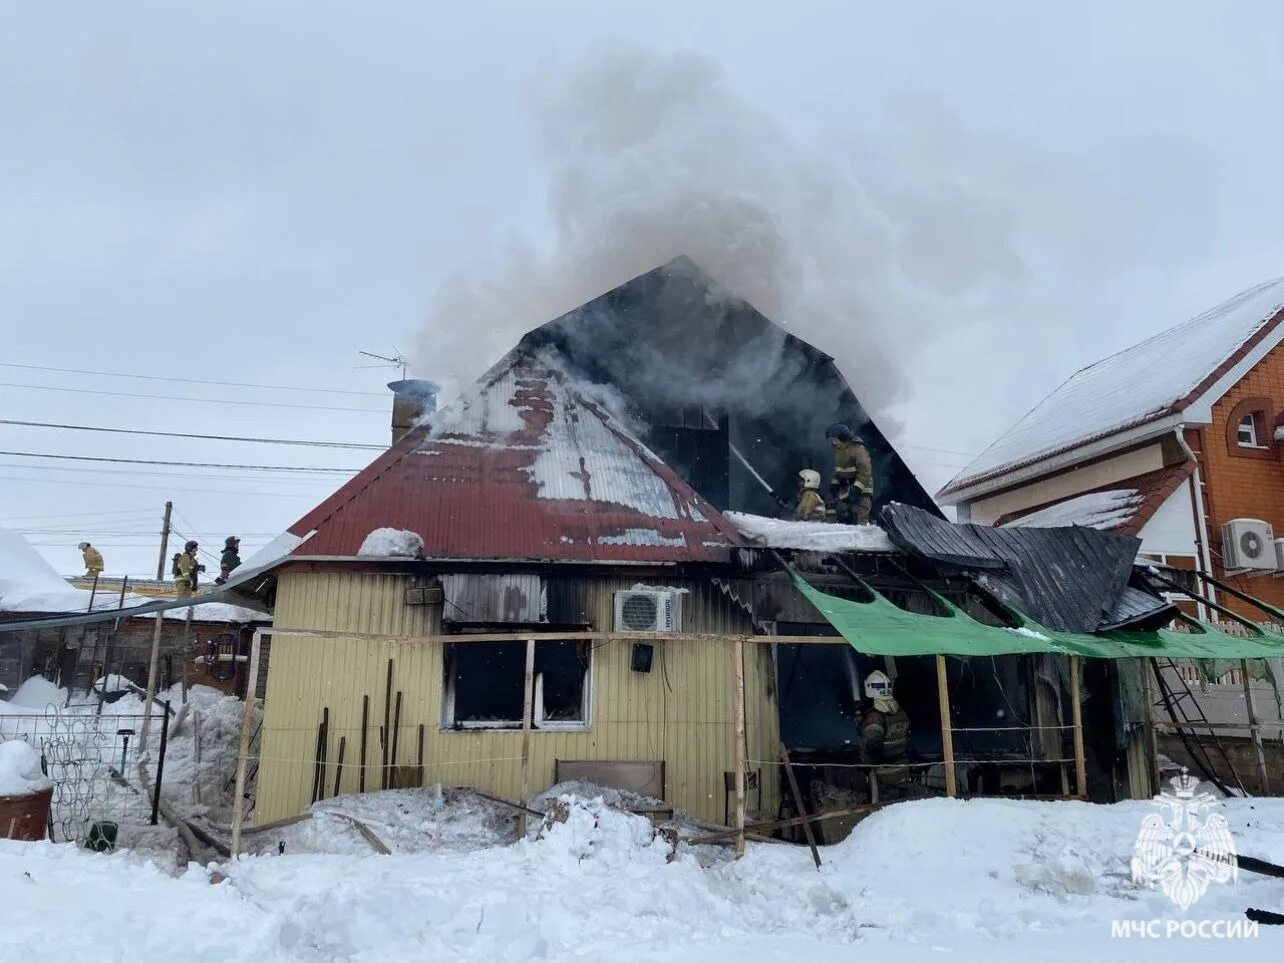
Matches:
[0,381,385,413]
[0,361,388,396]
[0,450,359,474]
[0,420,385,451]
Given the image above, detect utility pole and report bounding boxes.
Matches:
[155,501,172,581]
[142,500,173,751]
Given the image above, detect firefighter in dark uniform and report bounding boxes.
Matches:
[826,423,874,524]
[861,670,911,801]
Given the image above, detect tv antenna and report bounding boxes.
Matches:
[357,347,410,380]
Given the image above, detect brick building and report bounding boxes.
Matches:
[937,278,1284,616]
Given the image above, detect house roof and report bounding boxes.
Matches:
[939,278,1284,501]
[282,350,744,565]
[994,463,1195,538]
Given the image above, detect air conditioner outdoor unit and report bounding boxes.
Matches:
[614,589,682,633]
[1273,538,1284,574]
[1222,518,1275,574]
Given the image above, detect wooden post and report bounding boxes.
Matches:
[229,628,264,858]
[1240,660,1271,795]
[1069,655,1087,799]
[935,654,957,797]
[517,638,536,838]
[381,659,393,790]
[779,744,821,869]
[359,695,369,793]
[732,638,747,857]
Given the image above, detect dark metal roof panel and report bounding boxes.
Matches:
[882,503,1145,633]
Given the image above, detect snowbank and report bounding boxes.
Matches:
[2,793,1283,960]
[726,511,894,552]
[0,739,52,795]
[358,528,425,558]
[0,525,92,613]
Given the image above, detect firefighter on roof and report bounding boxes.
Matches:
[215,536,241,585]
[174,540,205,598]
[826,423,874,525]
[78,542,104,578]
[793,469,828,522]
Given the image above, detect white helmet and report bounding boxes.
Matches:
[798,469,821,491]
[864,670,893,701]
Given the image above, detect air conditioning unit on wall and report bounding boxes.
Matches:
[1273,538,1284,575]
[1222,518,1276,574]
[614,589,682,632]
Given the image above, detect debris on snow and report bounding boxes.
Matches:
[357,528,425,558]
[726,511,894,552]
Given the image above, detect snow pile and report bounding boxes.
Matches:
[0,739,52,795]
[358,528,425,558]
[1,795,1283,959]
[0,525,92,613]
[1003,489,1143,531]
[726,511,894,552]
[4,676,64,711]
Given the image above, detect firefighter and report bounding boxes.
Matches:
[78,542,104,578]
[794,469,828,522]
[860,670,911,800]
[215,536,242,585]
[826,423,874,525]
[175,540,205,598]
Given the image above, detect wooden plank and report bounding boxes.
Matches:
[732,638,747,858]
[229,627,264,858]
[1241,659,1271,794]
[359,695,368,793]
[1069,655,1087,799]
[381,658,393,790]
[780,744,821,869]
[517,638,536,838]
[467,787,547,819]
[687,805,883,846]
[936,654,957,798]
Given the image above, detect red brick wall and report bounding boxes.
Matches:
[1200,340,1284,616]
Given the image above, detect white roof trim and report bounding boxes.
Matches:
[940,414,1183,506]
[1183,318,1284,422]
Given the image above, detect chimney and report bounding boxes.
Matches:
[388,379,439,445]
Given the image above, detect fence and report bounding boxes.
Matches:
[0,703,172,844]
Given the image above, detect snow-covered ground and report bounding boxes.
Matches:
[2,791,1282,961]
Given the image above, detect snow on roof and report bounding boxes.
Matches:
[999,489,1143,532]
[942,277,1284,497]
[0,526,267,623]
[725,512,894,552]
[281,352,742,563]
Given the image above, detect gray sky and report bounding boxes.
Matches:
[4,2,1283,577]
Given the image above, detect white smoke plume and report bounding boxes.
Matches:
[412,45,1139,435]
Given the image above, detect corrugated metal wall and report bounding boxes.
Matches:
[258,570,780,824]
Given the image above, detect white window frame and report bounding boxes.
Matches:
[1237,412,1263,448]
[441,641,592,732]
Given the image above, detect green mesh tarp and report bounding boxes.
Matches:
[789,569,1284,660]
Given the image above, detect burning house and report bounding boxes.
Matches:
[224,259,1284,830]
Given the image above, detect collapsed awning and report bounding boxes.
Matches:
[789,569,1284,660]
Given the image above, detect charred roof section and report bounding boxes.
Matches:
[519,257,941,520]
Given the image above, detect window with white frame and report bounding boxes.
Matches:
[442,640,590,730]
[1237,412,1264,448]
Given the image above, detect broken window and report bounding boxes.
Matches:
[443,640,590,729]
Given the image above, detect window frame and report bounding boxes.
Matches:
[441,639,593,732]
[1224,397,1274,459]
[1237,413,1260,448]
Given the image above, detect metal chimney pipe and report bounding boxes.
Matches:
[388,379,439,445]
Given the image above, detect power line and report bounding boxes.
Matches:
[0,472,335,498]
[0,362,388,397]
[0,382,386,413]
[0,461,343,486]
[0,507,157,522]
[0,419,386,451]
[0,450,359,474]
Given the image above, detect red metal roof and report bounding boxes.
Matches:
[285,352,744,564]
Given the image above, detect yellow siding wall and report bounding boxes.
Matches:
[256,570,780,825]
